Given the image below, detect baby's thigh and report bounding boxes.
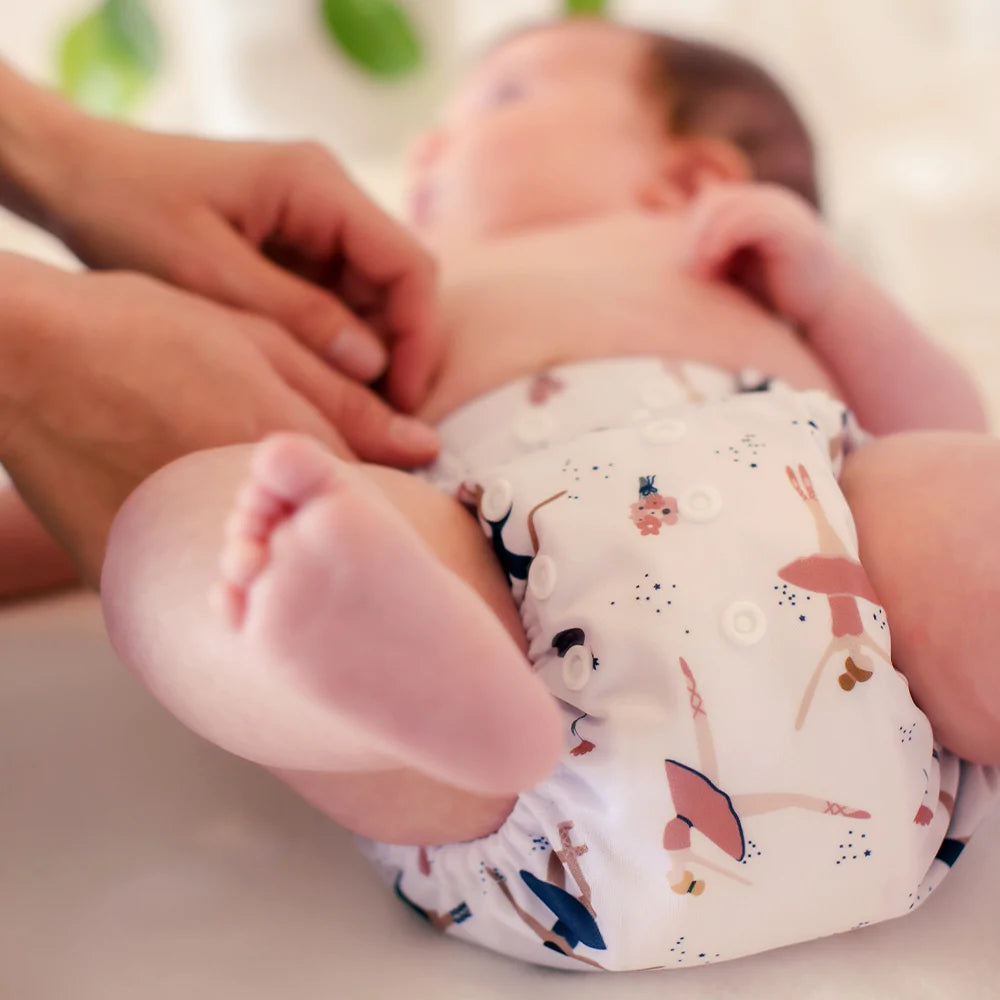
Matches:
[841,431,1000,762]
[361,463,526,654]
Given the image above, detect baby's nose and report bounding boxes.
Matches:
[410,128,448,171]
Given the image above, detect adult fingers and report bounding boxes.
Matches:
[173,212,391,383]
[243,319,440,468]
[293,157,443,412]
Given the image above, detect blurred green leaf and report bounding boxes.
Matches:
[57,0,161,118]
[105,0,162,74]
[565,0,608,13]
[320,0,422,78]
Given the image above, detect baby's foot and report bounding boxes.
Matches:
[215,434,562,794]
[214,474,295,628]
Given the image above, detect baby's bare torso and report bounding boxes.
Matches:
[418,212,839,424]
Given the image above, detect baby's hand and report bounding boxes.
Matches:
[684,183,846,329]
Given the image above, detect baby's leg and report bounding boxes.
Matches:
[102,437,563,844]
[840,431,1000,764]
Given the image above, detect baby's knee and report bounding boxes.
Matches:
[841,431,1000,764]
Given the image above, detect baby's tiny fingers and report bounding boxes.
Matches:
[686,200,761,278]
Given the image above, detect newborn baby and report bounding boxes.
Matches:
[102,19,1000,971]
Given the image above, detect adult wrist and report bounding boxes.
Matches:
[0,253,76,459]
[0,61,89,232]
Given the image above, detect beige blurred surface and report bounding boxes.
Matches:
[1,2,999,997]
[2,591,999,999]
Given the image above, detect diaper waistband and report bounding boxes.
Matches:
[426,356,765,493]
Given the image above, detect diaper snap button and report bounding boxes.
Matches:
[480,479,513,522]
[642,418,687,445]
[515,412,555,446]
[679,485,723,522]
[722,601,767,646]
[562,645,593,691]
[528,555,558,600]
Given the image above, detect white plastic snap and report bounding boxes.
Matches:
[515,412,555,446]
[642,419,687,445]
[679,485,723,522]
[528,555,558,600]
[562,646,593,691]
[722,601,767,646]
[480,479,513,522]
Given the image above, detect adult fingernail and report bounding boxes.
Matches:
[389,416,440,455]
[327,327,388,381]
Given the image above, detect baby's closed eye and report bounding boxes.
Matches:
[481,78,528,109]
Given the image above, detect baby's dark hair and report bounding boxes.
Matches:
[641,32,820,208]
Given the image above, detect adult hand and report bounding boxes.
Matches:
[63,127,440,413]
[0,253,439,585]
[0,60,441,413]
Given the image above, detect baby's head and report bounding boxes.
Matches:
[409,18,817,249]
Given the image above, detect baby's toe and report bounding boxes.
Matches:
[251,434,339,505]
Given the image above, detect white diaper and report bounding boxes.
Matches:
[362,357,1000,972]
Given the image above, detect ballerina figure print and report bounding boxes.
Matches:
[664,657,870,896]
[487,821,607,969]
[393,871,472,933]
[777,464,892,729]
[661,357,707,404]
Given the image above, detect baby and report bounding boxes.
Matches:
[100,19,1000,971]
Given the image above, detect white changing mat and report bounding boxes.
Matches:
[1,593,998,999]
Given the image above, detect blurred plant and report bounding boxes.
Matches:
[320,0,423,78]
[319,0,608,80]
[565,0,608,13]
[56,0,607,105]
[57,0,161,117]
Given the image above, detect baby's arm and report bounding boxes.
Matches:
[686,183,988,434]
[0,486,77,600]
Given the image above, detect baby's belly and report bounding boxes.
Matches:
[418,285,839,425]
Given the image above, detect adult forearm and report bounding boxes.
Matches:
[0,59,81,229]
[0,487,78,600]
[0,253,66,463]
[0,253,48,450]
[807,266,988,435]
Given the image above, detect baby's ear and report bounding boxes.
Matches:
[640,137,751,210]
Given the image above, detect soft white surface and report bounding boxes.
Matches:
[1,593,999,999]
[2,1,999,996]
